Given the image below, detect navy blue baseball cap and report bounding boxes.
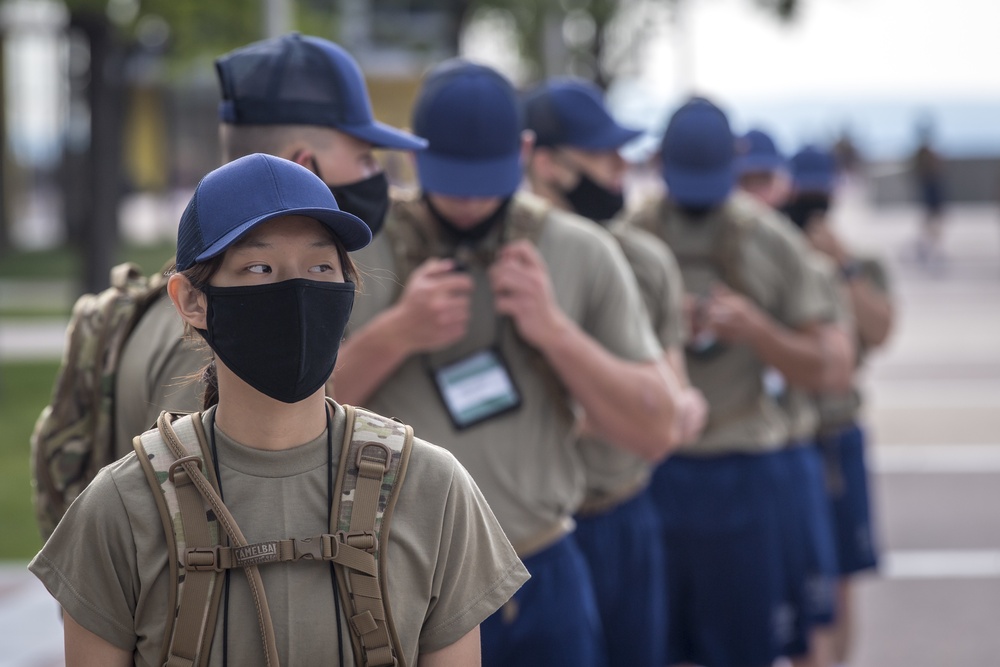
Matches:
[176,154,371,271]
[411,60,523,197]
[523,78,643,150]
[735,129,787,175]
[790,145,838,194]
[660,98,735,207]
[215,33,427,151]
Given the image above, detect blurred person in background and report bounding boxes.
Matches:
[910,118,948,268]
[333,59,681,667]
[786,144,895,667]
[738,133,856,667]
[113,33,427,458]
[624,98,850,667]
[522,77,706,667]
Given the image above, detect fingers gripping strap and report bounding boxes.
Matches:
[333,403,413,667]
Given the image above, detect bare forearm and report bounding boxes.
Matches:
[819,325,856,393]
[848,281,894,348]
[747,314,828,391]
[540,315,676,460]
[329,308,412,406]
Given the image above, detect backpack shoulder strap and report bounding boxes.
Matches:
[136,411,282,667]
[135,411,224,667]
[333,400,414,667]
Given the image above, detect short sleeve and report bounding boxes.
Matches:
[28,463,140,651]
[419,450,529,652]
[572,222,662,363]
[760,215,836,328]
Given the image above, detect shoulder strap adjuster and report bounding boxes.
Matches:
[185,546,226,572]
[356,442,392,478]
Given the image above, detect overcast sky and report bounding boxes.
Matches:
[643,0,1000,101]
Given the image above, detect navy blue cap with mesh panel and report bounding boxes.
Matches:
[215,33,427,151]
[176,154,371,271]
[523,78,643,150]
[660,97,736,207]
[411,60,523,197]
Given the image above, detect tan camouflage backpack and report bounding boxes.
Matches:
[31,261,169,540]
[134,399,413,667]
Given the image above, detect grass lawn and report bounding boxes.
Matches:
[0,360,60,560]
[0,241,175,281]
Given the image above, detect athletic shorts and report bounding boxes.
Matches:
[818,423,879,575]
[480,534,606,667]
[574,487,666,667]
[775,443,840,657]
[649,451,789,667]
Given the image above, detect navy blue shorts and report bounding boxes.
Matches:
[650,451,788,667]
[574,487,666,667]
[775,443,840,657]
[819,423,879,575]
[480,534,606,667]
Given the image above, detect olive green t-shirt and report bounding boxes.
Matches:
[114,292,209,458]
[777,251,852,442]
[347,192,662,547]
[30,403,528,666]
[576,222,686,507]
[817,255,891,430]
[624,192,834,454]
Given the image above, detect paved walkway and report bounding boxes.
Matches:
[2,183,999,666]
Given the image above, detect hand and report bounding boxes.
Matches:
[489,240,567,349]
[673,386,708,445]
[395,258,474,353]
[700,283,763,344]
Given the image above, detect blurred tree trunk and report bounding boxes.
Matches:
[68,12,126,294]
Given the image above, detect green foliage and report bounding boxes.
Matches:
[0,360,60,559]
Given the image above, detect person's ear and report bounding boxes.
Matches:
[287,145,315,170]
[519,130,536,168]
[168,273,208,330]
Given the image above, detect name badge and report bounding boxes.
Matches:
[431,348,522,430]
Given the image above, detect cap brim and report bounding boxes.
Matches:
[195,207,372,265]
[571,126,644,151]
[735,154,787,175]
[340,120,428,151]
[663,164,735,207]
[415,151,522,197]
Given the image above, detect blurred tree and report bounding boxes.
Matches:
[462,0,801,87]
[56,0,335,292]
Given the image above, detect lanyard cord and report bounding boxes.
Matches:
[326,406,346,666]
[208,407,343,666]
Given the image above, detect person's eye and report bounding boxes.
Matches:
[310,264,335,274]
[247,264,271,274]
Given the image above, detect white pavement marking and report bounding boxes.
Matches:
[871,444,1000,473]
[882,550,1000,580]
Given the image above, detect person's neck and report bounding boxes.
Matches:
[213,368,329,451]
[527,177,571,214]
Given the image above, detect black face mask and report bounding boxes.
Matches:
[676,204,717,221]
[330,172,391,237]
[424,195,513,244]
[562,171,625,223]
[783,194,830,229]
[307,157,391,237]
[197,279,355,404]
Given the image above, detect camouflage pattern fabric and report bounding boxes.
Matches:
[31,262,168,540]
[335,404,413,566]
[135,412,221,665]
